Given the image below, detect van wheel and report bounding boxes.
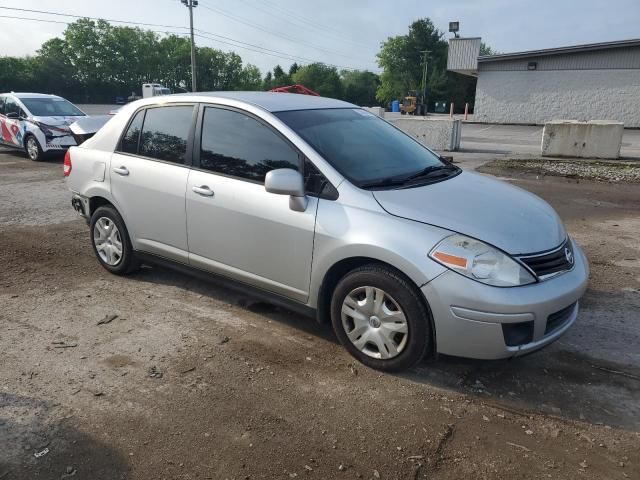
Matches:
[330,264,432,372]
[90,205,139,275]
[25,135,44,161]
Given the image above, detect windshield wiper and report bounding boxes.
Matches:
[359,164,459,190]
[359,176,411,189]
[401,164,458,183]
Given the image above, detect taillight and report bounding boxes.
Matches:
[63,150,72,177]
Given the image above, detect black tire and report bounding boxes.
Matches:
[89,205,139,275]
[330,264,432,372]
[24,134,44,162]
[400,110,406,115]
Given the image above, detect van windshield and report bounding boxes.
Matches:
[275,108,454,188]
[21,97,85,117]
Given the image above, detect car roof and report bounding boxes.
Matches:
[170,91,356,112]
[5,92,64,99]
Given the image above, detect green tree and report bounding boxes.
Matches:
[159,35,195,92]
[376,19,448,106]
[238,64,262,90]
[0,57,37,93]
[197,48,242,90]
[480,42,498,56]
[292,63,342,98]
[263,71,273,90]
[340,70,380,106]
[35,38,80,99]
[272,65,291,87]
[376,18,487,112]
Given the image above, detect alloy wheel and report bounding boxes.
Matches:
[26,137,39,160]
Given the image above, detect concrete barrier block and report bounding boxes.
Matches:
[363,106,385,118]
[541,120,624,159]
[387,117,461,151]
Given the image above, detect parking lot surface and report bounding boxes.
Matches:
[1,135,639,478]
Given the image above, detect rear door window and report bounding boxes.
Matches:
[199,107,300,183]
[138,105,194,164]
[119,110,145,154]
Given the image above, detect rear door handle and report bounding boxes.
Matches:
[192,185,214,197]
[113,166,129,176]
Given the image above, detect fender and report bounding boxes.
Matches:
[307,197,451,308]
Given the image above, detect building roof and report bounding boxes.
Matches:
[171,91,355,112]
[478,38,640,63]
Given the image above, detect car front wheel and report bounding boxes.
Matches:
[330,264,432,372]
[25,135,44,161]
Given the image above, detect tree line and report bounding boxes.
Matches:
[0,17,488,110]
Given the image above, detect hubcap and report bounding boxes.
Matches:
[93,217,123,266]
[27,138,38,159]
[341,286,409,360]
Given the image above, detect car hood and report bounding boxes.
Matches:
[68,115,112,136]
[31,115,86,127]
[372,171,566,255]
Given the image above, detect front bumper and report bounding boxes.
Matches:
[422,240,589,359]
[43,135,77,152]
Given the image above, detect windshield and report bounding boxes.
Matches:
[275,108,447,187]
[20,97,85,117]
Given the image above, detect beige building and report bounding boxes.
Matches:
[448,38,640,128]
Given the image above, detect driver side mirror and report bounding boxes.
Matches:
[5,112,19,119]
[265,168,308,212]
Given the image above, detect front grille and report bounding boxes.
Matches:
[545,302,577,334]
[518,239,574,279]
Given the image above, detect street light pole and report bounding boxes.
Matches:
[420,50,431,115]
[181,0,198,92]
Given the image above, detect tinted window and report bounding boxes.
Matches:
[0,96,5,115]
[119,110,145,154]
[200,107,299,183]
[20,97,84,117]
[5,98,22,116]
[275,108,446,186]
[139,106,194,163]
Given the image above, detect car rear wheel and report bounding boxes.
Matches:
[25,135,44,162]
[330,264,432,372]
[90,205,139,275]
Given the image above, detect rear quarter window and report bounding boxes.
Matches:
[118,110,145,154]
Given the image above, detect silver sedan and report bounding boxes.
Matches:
[65,92,589,371]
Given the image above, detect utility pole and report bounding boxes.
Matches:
[181,0,198,92]
[420,50,431,115]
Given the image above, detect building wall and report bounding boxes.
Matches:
[474,69,640,127]
[479,46,640,71]
[447,37,481,75]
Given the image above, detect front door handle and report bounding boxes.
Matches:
[192,185,214,197]
[113,166,129,176]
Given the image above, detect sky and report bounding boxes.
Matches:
[0,0,638,75]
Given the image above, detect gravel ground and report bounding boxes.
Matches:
[479,158,640,183]
[1,147,639,479]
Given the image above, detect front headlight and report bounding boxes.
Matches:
[429,234,536,287]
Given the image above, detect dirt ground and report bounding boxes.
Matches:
[1,145,639,480]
